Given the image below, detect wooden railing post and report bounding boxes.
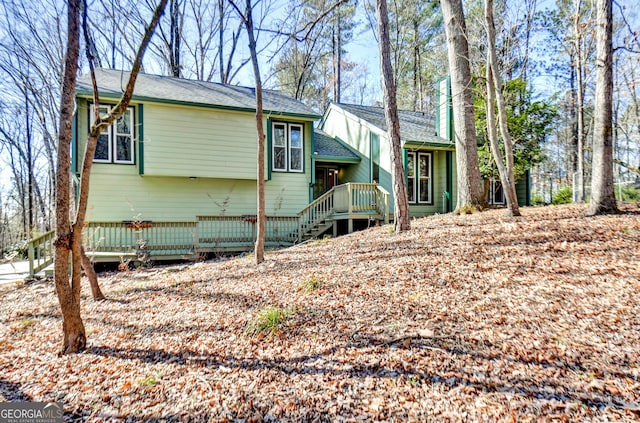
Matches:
[28,240,35,276]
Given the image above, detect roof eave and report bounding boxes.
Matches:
[402,140,456,150]
[313,155,361,163]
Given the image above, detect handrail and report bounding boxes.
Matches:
[297,188,335,242]
[27,230,55,275]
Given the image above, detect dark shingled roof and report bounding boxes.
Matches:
[313,129,360,162]
[77,69,320,118]
[334,103,451,146]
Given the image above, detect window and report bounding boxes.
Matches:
[406,152,433,204]
[272,122,304,172]
[90,105,135,164]
[488,179,505,205]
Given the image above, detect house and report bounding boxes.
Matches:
[318,103,458,219]
[318,76,530,216]
[63,69,528,265]
[72,69,389,261]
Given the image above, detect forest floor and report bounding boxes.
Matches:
[1,204,640,422]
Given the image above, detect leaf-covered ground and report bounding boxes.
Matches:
[1,205,640,422]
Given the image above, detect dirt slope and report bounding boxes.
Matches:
[1,205,639,422]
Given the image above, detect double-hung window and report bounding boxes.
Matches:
[272,122,304,172]
[91,104,135,164]
[406,152,433,204]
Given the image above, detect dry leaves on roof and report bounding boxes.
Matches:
[1,204,639,422]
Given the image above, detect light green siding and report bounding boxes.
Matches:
[321,106,372,184]
[140,103,258,179]
[76,98,314,222]
[321,105,455,217]
[407,150,451,217]
[85,173,310,222]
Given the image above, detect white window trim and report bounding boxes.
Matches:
[272,122,288,172]
[407,153,416,203]
[114,110,135,164]
[90,104,135,164]
[272,121,304,173]
[407,151,433,204]
[91,105,112,163]
[417,152,432,204]
[288,123,304,173]
[489,179,505,205]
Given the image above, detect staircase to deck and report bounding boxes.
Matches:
[296,183,390,241]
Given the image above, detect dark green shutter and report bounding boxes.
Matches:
[138,104,144,175]
[267,118,272,181]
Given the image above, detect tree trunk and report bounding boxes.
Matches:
[169,0,182,78]
[54,0,85,355]
[574,0,585,203]
[218,0,225,83]
[82,247,104,301]
[241,0,265,263]
[52,0,168,355]
[440,0,485,212]
[484,0,520,217]
[376,0,410,232]
[588,0,617,215]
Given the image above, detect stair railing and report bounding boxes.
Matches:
[27,230,55,275]
[297,188,335,242]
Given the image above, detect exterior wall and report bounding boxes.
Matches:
[83,173,311,222]
[321,106,372,184]
[321,105,456,218]
[76,98,313,222]
[143,103,258,179]
[407,150,453,217]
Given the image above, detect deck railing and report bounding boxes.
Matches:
[25,185,390,273]
[27,230,55,275]
[198,215,298,247]
[334,183,383,214]
[297,189,335,242]
[375,185,390,224]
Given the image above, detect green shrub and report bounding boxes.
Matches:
[552,186,573,205]
[246,306,294,337]
[298,275,322,293]
[618,186,639,202]
[531,195,545,206]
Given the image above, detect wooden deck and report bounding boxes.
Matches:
[25,183,390,274]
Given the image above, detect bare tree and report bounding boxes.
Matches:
[376,0,410,232]
[228,0,266,263]
[440,0,485,212]
[573,0,588,203]
[484,0,520,217]
[54,0,167,354]
[587,0,617,215]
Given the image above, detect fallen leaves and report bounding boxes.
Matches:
[1,204,639,421]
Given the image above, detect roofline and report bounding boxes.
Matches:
[76,89,322,120]
[325,103,385,137]
[326,103,450,147]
